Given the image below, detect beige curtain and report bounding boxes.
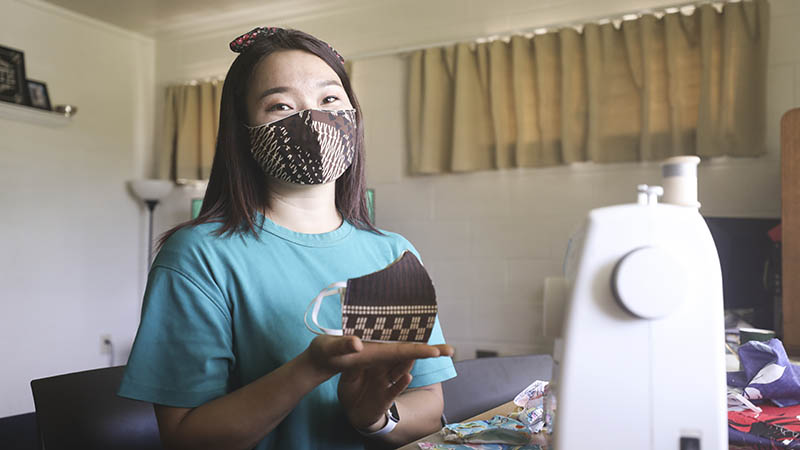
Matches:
[408,0,769,174]
[158,80,223,180]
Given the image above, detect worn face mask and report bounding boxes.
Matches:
[246,108,357,184]
[304,251,438,343]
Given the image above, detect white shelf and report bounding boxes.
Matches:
[0,101,71,127]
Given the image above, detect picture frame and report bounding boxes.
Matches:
[26,79,51,110]
[191,198,203,219]
[366,188,375,223]
[0,45,29,105]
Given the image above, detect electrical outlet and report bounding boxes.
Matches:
[100,334,112,355]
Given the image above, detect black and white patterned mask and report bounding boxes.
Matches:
[304,251,438,343]
[246,109,357,184]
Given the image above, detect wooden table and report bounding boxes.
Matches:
[397,399,756,450]
[396,401,520,450]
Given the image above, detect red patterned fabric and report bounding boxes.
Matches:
[229,26,345,63]
[729,404,800,448]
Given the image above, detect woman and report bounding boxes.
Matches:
[118,27,456,450]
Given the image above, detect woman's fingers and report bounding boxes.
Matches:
[317,335,363,357]
[388,373,413,397]
[387,360,415,387]
[320,338,455,372]
[360,342,444,361]
[432,344,455,357]
[339,367,364,385]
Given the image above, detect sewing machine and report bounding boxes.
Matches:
[546,156,728,450]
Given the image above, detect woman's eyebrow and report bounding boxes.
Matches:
[258,86,289,100]
[317,79,343,88]
[257,80,341,100]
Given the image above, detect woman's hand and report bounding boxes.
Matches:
[334,340,454,434]
[302,335,453,380]
[302,335,452,432]
[337,359,416,431]
[303,335,364,380]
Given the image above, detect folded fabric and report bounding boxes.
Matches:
[729,339,800,407]
[729,427,793,450]
[728,403,800,449]
[418,443,542,450]
[513,380,548,409]
[442,415,532,445]
[516,407,545,434]
[728,387,763,413]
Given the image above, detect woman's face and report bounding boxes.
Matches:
[246,49,353,126]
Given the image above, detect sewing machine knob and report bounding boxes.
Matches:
[611,246,689,319]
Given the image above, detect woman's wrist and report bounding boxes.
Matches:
[355,411,389,434]
[295,349,336,386]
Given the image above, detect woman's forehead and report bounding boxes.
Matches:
[251,50,341,91]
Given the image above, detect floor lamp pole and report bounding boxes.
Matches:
[145,200,159,269]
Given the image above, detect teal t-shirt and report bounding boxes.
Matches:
[118,216,456,449]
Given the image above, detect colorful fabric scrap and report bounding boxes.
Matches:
[729,403,800,449]
[418,443,542,450]
[442,415,532,445]
[513,380,548,409]
[730,339,800,407]
[517,407,545,434]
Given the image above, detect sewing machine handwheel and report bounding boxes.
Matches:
[611,246,689,320]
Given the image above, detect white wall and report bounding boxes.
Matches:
[0,0,155,416]
[152,0,796,361]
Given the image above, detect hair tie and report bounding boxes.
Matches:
[229,27,345,64]
[229,27,280,53]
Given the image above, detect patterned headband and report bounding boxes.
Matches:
[229,27,345,64]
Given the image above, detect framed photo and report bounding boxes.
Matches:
[27,79,51,110]
[0,45,29,105]
[191,198,203,219]
[366,188,375,223]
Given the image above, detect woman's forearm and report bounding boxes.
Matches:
[157,351,328,450]
[372,384,444,447]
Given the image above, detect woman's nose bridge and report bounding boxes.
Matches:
[296,89,318,111]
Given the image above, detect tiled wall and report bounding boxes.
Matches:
[353,0,799,360]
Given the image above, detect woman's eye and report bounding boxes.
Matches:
[268,103,291,112]
[322,96,339,104]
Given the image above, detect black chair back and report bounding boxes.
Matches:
[0,412,39,450]
[441,354,553,424]
[30,365,163,450]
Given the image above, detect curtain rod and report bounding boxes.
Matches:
[176,0,747,84]
[178,76,225,86]
[347,0,746,61]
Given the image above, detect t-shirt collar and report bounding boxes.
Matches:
[256,212,353,247]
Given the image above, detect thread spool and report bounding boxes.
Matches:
[661,156,701,208]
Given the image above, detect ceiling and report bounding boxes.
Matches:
[40,0,339,36]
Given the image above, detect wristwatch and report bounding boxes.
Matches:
[357,402,400,436]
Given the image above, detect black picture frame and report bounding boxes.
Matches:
[27,79,51,110]
[0,45,29,105]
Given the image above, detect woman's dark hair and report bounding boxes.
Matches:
[159,28,377,247]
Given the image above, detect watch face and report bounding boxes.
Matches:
[388,402,400,422]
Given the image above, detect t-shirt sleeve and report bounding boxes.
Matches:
[118,265,234,407]
[408,315,457,388]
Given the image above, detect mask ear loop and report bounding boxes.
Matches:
[305,281,348,336]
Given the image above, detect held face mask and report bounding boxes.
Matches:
[305,251,438,343]
[246,108,357,185]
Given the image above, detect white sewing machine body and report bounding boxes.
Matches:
[551,158,728,450]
